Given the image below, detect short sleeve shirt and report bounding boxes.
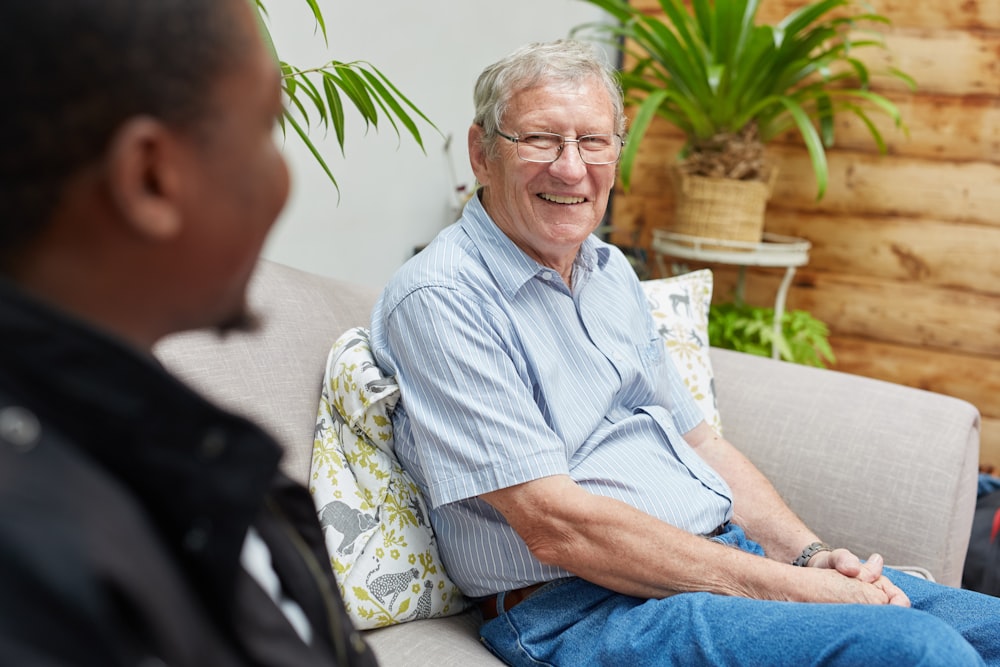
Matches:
[370,194,733,597]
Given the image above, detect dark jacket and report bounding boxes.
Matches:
[0,280,376,666]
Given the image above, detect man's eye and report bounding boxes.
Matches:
[580,135,612,148]
[522,134,560,148]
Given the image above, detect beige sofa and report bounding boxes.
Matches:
[155,259,981,667]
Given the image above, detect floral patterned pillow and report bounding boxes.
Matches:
[310,328,466,629]
[641,269,722,433]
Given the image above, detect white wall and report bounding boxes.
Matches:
[262,1,612,288]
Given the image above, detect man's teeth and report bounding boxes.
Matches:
[539,193,584,204]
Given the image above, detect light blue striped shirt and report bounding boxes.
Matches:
[370,194,733,597]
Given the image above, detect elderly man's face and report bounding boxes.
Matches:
[472,77,618,272]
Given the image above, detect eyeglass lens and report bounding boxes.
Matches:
[512,132,622,164]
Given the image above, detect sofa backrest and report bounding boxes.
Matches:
[153,258,981,586]
[155,260,379,484]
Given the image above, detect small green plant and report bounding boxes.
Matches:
[708,301,835,367]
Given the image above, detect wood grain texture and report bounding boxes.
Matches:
[609,0,1000,467]
[828,336,1000,418]
[628,0,1000,31]
[637,95,1000,165]
[982,419,1000,472]
[763,211,1000,293]
[626,138,1000,226]
[700,267,1000,358]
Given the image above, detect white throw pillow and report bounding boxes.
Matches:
[641,269,722,433]
[310,328,466,629]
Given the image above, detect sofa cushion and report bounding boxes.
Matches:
[311,328,467,629]
[642,269,722,433]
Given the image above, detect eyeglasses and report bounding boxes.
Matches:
[496,131,624,165]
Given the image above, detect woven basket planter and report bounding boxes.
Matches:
[668,166,776,244]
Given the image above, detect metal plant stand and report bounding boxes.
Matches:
[651,230,812,359]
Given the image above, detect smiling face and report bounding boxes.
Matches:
[469,77,618,279]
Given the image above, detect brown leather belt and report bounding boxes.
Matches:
[478,582,547,621]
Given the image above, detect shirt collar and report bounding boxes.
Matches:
[459,192,611,298]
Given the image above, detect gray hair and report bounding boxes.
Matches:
[472,39,626,159]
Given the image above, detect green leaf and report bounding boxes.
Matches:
[255,4,438,195]
[303,0,328,44]
[573,0,912,199]
[284,111,340,199]
[287,67,329,129]
[333,65,379,129]
[255,7,278,62]
[709,302,835,367]
[284,84,313,128]
[322,74,347,154]
[888,66,918,92]
[774,95,829,199]
[618,89,667,190]
[365,63,440,137]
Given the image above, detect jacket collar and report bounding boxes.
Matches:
[0,278,281,615]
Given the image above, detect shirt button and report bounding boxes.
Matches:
[0,406,41,451]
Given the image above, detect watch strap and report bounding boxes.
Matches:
[792,541,832,567]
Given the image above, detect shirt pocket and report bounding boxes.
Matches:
[637,336,664,368]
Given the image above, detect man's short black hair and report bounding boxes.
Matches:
[0,0,250,260]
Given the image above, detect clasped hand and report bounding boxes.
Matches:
[806,549,911,607]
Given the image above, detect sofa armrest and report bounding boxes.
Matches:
[710,347,980,587]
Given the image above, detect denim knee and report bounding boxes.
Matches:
[836,607,984,667]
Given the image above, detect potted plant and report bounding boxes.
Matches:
[708,301,835,367]
[573,0,914,242]
[255,1,436,195]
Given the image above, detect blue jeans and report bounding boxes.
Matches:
[479,526,1000,666]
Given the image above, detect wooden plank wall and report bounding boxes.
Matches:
[612,0,1000,467]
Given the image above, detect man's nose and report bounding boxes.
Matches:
[549,140,588,179]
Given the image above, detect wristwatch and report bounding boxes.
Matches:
[792,541,832,567]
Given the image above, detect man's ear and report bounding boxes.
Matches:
[468,124,491,187]
[105,117,186,241]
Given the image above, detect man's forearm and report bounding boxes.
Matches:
[481,474,896,605]
[683,422,820,564]
[483,474,798,599]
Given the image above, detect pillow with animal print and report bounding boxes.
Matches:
[310,327,467,629]
[641,269,722,433]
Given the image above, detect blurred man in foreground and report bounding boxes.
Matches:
[0,1,374,664]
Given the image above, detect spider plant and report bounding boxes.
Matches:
[255,1,437,197]
[573,0,915,198]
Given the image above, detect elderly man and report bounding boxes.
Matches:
[0,1,373,665]
[371,40,1000,666]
